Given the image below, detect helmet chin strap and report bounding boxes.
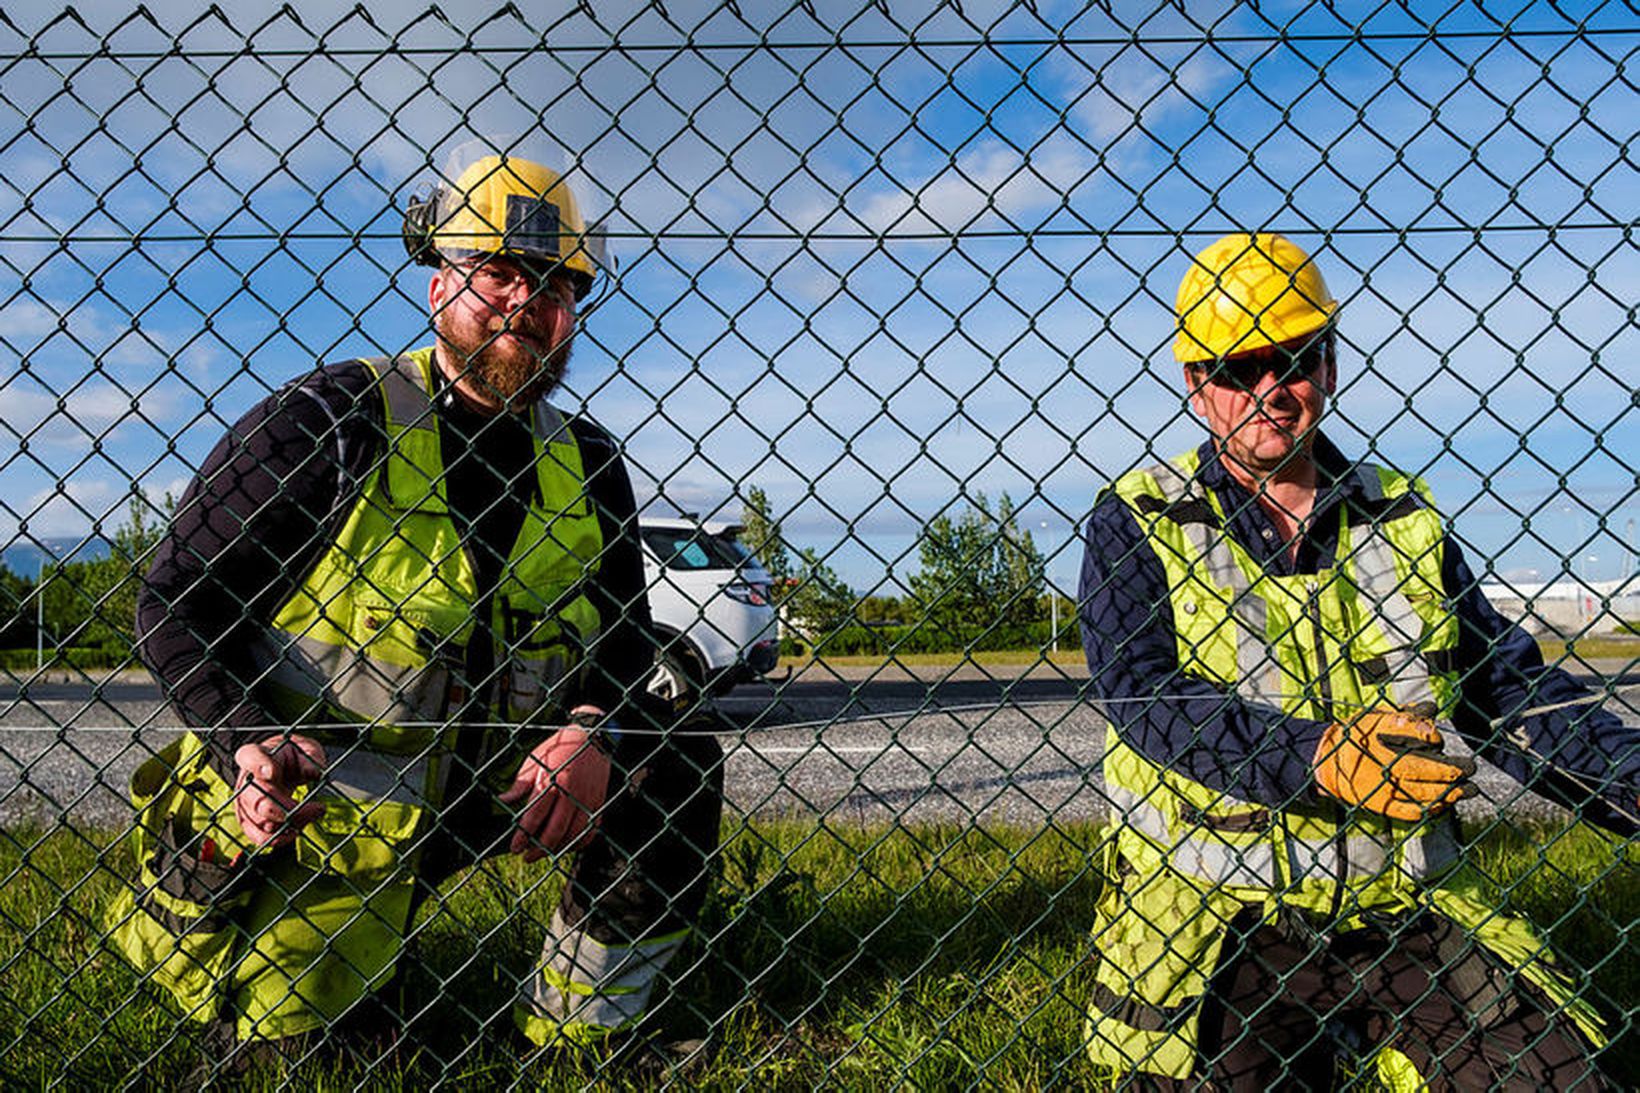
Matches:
[578,248,618,311]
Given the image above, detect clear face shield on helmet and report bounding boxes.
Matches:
[403,137,613,411]
[403,136,611,307]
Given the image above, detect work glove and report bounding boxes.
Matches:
[1313,708,1477,822]
[233,734,328,847]
[500,711,612,861]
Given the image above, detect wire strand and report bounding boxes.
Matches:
[6,684,1636,735]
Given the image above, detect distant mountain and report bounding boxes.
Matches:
[1,536,113,577]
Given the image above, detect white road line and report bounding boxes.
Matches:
[736,744,912,757]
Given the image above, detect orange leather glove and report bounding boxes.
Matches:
[499,724,612,861]
[233,734,328,847]
[1313,709,1476,821]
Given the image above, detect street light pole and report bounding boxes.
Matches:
[1040,520,1058,654]
[36,552,45,672]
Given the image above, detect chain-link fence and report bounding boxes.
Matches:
[2,2,1637,1087]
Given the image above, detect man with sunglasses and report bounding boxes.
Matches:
[106,143,722,1072]
[1077,232,1636,1088]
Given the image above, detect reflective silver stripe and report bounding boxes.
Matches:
[1113,788,1434,891]
[503,650,574,723]
[1284,826,1391,883]
[362,355,445,513]
[1113,783,1458,893]
[323,746,440,810]
[1352,529,1434,708]
[1349,469,1434,709]
[1179,834,1279,889]
[1106,780,1281,889]
[1346,832,1392,878]
[1286,815,1463,888]
[370,355,437,434]
[1104,779,1164,842]
[530,400,594,520]
[1399,818,1460,882]
[1283,828,1333,881]
[534,400,567,440]
[521,909,685,1031]
[253,628,450,726]
[286,382,353,503]
[1149,462,1279,702]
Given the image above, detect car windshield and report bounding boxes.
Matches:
[642,526,745,571]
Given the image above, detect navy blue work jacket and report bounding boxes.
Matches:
[1078,436,1640,834]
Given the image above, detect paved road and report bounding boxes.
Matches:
[2,662,1636,830]
[1,673,171,829]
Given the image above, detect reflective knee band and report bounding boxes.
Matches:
[514,909,689,1046]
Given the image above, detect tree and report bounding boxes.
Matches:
[0,564,32,648]
[854,594,905,625]
[40,490,172,662]
[786,547,855,638]
[742,486,855,638]
[740,486,792,585]
[908,491,1044,645]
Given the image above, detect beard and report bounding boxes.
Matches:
[436,305,572,410]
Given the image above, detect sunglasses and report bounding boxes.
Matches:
[1197,339,1330,390]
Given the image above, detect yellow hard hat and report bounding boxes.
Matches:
[1173,232,1336,363]
[404,148,605,300]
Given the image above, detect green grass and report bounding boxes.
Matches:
[785,635,1639,673]
[781,649,1089,671]
[1457,823,1640,1046]
[1535,636,1640,663]
[0,818,1633,1089]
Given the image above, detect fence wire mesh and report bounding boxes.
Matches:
[1,2,1637,1088]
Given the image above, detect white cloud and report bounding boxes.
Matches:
[0,298,64,344]
[139,473,193,508]
[847,141,1070,236]
[16,477,124,539]
[2,1,1632,591]
[0,289,207,382]
[1037,1,1241,141]
[0,379,178,450]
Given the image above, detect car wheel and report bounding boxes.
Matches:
[647,651,698,706]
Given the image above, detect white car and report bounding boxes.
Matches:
[639,517,779,702]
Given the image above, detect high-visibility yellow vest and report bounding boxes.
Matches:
[249,349,605,750]
[1085,450,1602,1079]
[103,350,609,1024]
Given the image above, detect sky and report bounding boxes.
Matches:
[0,0,1635,599]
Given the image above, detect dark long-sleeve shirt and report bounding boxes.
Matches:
[138,354,660,774]
[1078,436,1640,834]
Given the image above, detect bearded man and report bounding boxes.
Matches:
[105,143,723,1072]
